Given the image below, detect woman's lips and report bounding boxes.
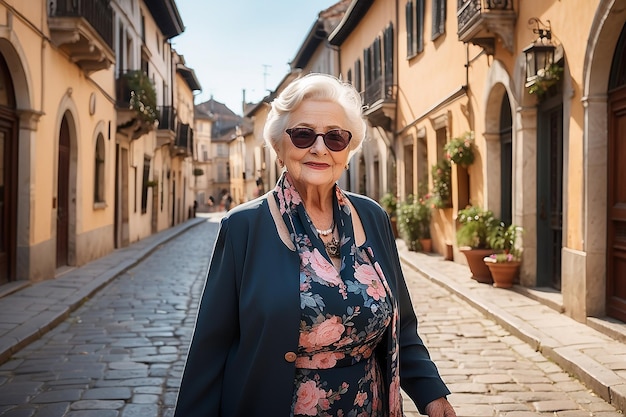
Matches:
[305,162,330,169]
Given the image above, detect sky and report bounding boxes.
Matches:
[171,0,340,115]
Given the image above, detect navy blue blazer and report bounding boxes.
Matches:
[174,192,450,416]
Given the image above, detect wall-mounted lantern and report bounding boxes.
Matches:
[523,18,562,98]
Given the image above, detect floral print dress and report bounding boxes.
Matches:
[274,174,394,417]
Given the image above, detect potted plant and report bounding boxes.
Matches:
[416,195,432,252]
[125,70,158,124]
[397,196,421,251]
[483,223,524,288]
[380,192,398,237]
[430,158,452,208]
[444,131,475,167]
[456,206,499,283]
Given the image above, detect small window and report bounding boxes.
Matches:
[407,0,425,58]
[406,1,415,57]
[416,0,425,53]
[431,0,446,40]
[94,134,105,204]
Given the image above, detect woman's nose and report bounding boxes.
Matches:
[310,134,328,153]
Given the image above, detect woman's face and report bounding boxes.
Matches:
[277,99,351,192]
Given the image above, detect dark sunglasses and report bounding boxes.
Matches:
[285,127,352,152]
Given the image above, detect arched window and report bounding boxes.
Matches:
[94,133,105,204]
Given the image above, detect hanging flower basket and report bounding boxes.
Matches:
[444,131,475,166]
[526,63,563,99]
[125,70,158,124]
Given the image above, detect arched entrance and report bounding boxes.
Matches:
[0,54,17,284]
[57,115,71,268]
[607,22,626,321]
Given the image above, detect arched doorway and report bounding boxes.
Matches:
[57,115,71,268]
[607,22,626,321]
[0,54,17,284]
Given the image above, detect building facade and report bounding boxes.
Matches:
[244,0,626,326]
[0,0,199,285]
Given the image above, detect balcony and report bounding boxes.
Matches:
[48,0,114,74]
[172,123,193,157]
[363,75,396,131]
[457,0,516,54]
[115,71,157,139]
[156,106,177,147]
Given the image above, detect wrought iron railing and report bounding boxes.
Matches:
[158,106,176,132]
[457,0,513,34]
[49,0,114,48]
[364,76,395,106]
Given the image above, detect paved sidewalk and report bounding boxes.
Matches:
[397,241,626,413]
[0,215,624,413]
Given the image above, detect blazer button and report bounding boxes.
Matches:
[284,352,297,363]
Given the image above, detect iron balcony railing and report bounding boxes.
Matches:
[158,106,176,132]
[457,0,514,35]
[49,0,114,48]
[363,74,395,107]
[174,123,194,157]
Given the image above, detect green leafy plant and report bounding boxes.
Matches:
[444,131,475,166]
[379,192,398,218]
[430,158,451,208]
[397,194,432,251]
[415,195,431,239]
[526,63,563,99]
[192,168,205,176]
[397,196,421,251]
[485,222,523,262]
[125,70,158,124]
[456,206,499,249]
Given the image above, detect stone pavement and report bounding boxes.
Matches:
[0,216,208,367]
[0,213,623,415]
[397,240,626,414]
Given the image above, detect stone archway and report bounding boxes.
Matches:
[575,0,626,319]
[0,38,35,281]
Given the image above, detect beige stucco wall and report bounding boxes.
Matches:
[4,1,117,279]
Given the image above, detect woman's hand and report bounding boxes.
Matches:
[425,397,456,417]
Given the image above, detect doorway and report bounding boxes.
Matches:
[536,96,564,290]
[606,22,626,322]
[56,116,70,268]
[0,53,16,284]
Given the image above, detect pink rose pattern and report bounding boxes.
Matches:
[274,174,402,416]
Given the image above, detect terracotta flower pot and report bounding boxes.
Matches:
[485,261,520,288]
[460,248,496,284]
[419,238,432,253]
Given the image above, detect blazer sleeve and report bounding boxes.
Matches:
[173,217,240,417]
[373,202,451,413]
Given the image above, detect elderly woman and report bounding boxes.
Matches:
[174,73,456,417]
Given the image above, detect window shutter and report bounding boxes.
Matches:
[406,1,414,56]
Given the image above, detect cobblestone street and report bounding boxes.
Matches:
[0,218,621,416]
